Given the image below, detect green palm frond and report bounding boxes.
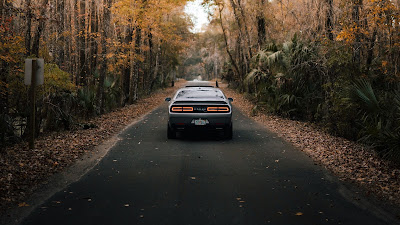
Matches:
[351,79,380,113]
[245,69,268,85]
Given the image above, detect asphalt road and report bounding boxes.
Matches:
[21,104,397,225]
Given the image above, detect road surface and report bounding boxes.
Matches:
[21,104,397,225]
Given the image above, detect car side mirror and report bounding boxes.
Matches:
[228,98,233,102]
[165,97,171,102]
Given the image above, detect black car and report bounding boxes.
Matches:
[165,84,233,139]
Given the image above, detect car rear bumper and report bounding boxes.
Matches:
[168,113,232,131]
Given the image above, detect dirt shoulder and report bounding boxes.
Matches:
[0,81,184,216]
[221,84,400,218]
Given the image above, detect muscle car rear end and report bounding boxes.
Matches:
[165,86,233,139]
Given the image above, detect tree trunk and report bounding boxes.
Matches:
[73,0,79,85]
[237,0,253,59]
[31,0,49,57]
[218,4,240,80]
[25,0,32,56]
[79,0,87,86]
[257,0,266,49]
[65,0,72,75]
[150,41,160,94]
[129,27,141,104]
[90,0,98,84]
[366,28,377,71]
[122,26,133,106]
[97,0,112,114]
[147,30,153,92]
[352,0,362,67]
[326,0,334,41]
[57,0,65,67]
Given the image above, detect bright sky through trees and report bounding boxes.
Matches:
[184,0,210,33]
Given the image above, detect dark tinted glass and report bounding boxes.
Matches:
[176,89,224,99]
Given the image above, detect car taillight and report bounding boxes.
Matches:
[171,107,193,112]
[207,107,230,112]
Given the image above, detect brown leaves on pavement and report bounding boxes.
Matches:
[0,80,184,213]
[221,84,400,210]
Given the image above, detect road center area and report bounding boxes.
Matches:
[20,104,397,225]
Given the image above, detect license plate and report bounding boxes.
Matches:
[194,119,206,125]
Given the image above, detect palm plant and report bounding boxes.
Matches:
[103,75,120,111]
[350,79,400,159]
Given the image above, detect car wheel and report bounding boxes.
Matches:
[225,124,233,140]
[167,125,176,139]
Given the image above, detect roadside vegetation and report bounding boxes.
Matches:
[0,0,192,148]
[1,0,400,216]
[186,0,400,161]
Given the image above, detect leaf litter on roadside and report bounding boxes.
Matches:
[0,81,185,212]
[221,85,400,210]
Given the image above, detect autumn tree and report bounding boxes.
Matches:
[1,0,192,146]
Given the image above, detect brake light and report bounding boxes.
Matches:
[207,107,218,112]
[207,107,230,112]
[218,107,229,112]
[171,107,182,112]
[171,107,193,112]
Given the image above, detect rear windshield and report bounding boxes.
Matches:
[176,89,225,100]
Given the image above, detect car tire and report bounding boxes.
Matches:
[167,125,176,139]
[225,124,233,140]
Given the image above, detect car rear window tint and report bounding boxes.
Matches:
[176,89,224,99]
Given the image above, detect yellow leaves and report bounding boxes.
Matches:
[336,26,358,43]
[0,35,25,63]
[38,64,76,97]
[381,60,388,74]
[18,202,30,207]
[106,52,115,59]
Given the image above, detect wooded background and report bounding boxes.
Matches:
[185,0,400,158]
[1,0,400,159]
[0,0,192,147]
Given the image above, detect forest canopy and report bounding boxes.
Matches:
[0,0,193,146]
[1,0,400,158]
[182,0,400,158]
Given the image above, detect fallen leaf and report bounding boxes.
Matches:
[18,202,29,207]
[295,212,303,216]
